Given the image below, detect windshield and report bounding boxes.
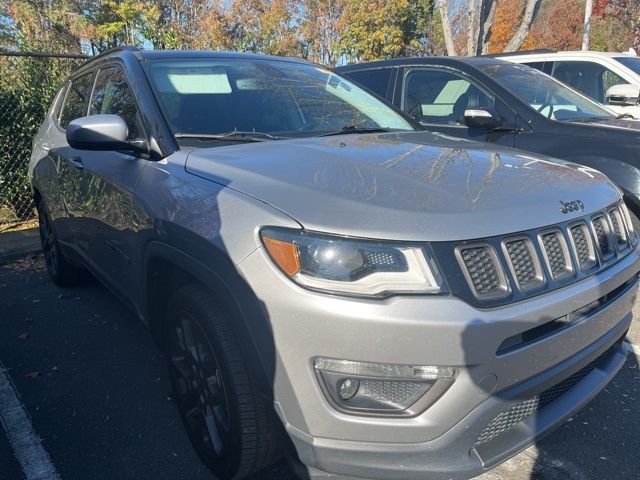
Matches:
[615,56,640,76]
[481,63,615,122]
[146,58,414,143]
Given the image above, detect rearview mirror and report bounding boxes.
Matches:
[605,84,640,106]
[463,109,500,130]
[66,114,147,153]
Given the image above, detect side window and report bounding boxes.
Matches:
[403,68,495,125]
[89,66,142,139]
[345,68,393,99]
[59,73,93,128]
[552,61,628,103]
[602,69,628,97]
[522,61,544,71]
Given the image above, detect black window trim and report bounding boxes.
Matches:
[85,61,150,153]
[55,70,96,132]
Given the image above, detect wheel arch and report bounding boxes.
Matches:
[143,240,276,398]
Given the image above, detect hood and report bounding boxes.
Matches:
[570,117,640,138]
[185,131,620,241]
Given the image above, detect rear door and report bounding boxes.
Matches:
[341,68,395,101]
[75,64,149,298]
[396,66,517,147]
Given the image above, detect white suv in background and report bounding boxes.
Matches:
[499,50,640,118]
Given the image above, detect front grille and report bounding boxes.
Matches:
[570,223,595,269]
[459,246,501,296]
[475,346,614,445]
[608,208,627,250]
[541,231,570,279]
[453,202,632,305]
[592,216,614,259]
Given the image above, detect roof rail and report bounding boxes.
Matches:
[481,48,556,58]
[84,45,141,63]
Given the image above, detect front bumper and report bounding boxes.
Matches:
[238,242,640,480]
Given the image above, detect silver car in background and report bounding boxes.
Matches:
[29,47,640,479]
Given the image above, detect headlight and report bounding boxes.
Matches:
[260,227,443,297]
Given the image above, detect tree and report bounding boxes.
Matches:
[440,0,541,56]
[91,0,160,51]
[593,0,640,51]
[438,0,457,55]
[523,0,583,51]
[227,0,300,55]
[300,0,346,66]
[337,0,440,62]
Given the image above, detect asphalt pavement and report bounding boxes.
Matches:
[0,254,638,480]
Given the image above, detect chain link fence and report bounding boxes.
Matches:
[0,51,87,229]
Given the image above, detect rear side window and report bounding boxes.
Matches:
[59,73,93,128]
[89,66,141,139]
[344,69,392,99]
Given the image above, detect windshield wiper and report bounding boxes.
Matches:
[616,113,636,119]
[319,125,397,137]
[174,131,283,142]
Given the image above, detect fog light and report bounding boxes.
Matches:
[314,357,456,417]
[338,378,359,400]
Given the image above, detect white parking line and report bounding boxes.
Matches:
[0,362,60,480]
[623,341,640,356]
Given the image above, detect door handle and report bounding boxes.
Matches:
[69,156,84,169]
[41,143,50,152]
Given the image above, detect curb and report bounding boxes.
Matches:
[0,228,41,266]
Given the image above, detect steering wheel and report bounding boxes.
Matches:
[536,103,555,118]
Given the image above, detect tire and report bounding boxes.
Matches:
[165,284,279,479]
[36,200,84,287]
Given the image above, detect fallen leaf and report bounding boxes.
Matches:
[51,366,58,372]
[24,371,41,378]
[17,333,29,340]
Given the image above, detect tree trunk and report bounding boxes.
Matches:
[504,0,541,52]
[467,0,478,56]
[439,0,457,56]
[479,0,497,55]
[582,0,593,51]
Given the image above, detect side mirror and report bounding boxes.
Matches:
[463,109,500,130]
[605,84,640,106]
[66,114,147,153]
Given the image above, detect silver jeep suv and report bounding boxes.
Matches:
[29,47,640,480]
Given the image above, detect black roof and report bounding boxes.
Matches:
[334,56,512,72]
[138,49,310,64]
[82,46,311,66]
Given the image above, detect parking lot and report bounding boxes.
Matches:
[1,253,639,480]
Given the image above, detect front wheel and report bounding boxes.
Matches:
[165,284,278,479]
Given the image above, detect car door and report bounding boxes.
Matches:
[397,67,517,148]
[48,71,95,256]
[340,67,396,101]
[75,64,149,299]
